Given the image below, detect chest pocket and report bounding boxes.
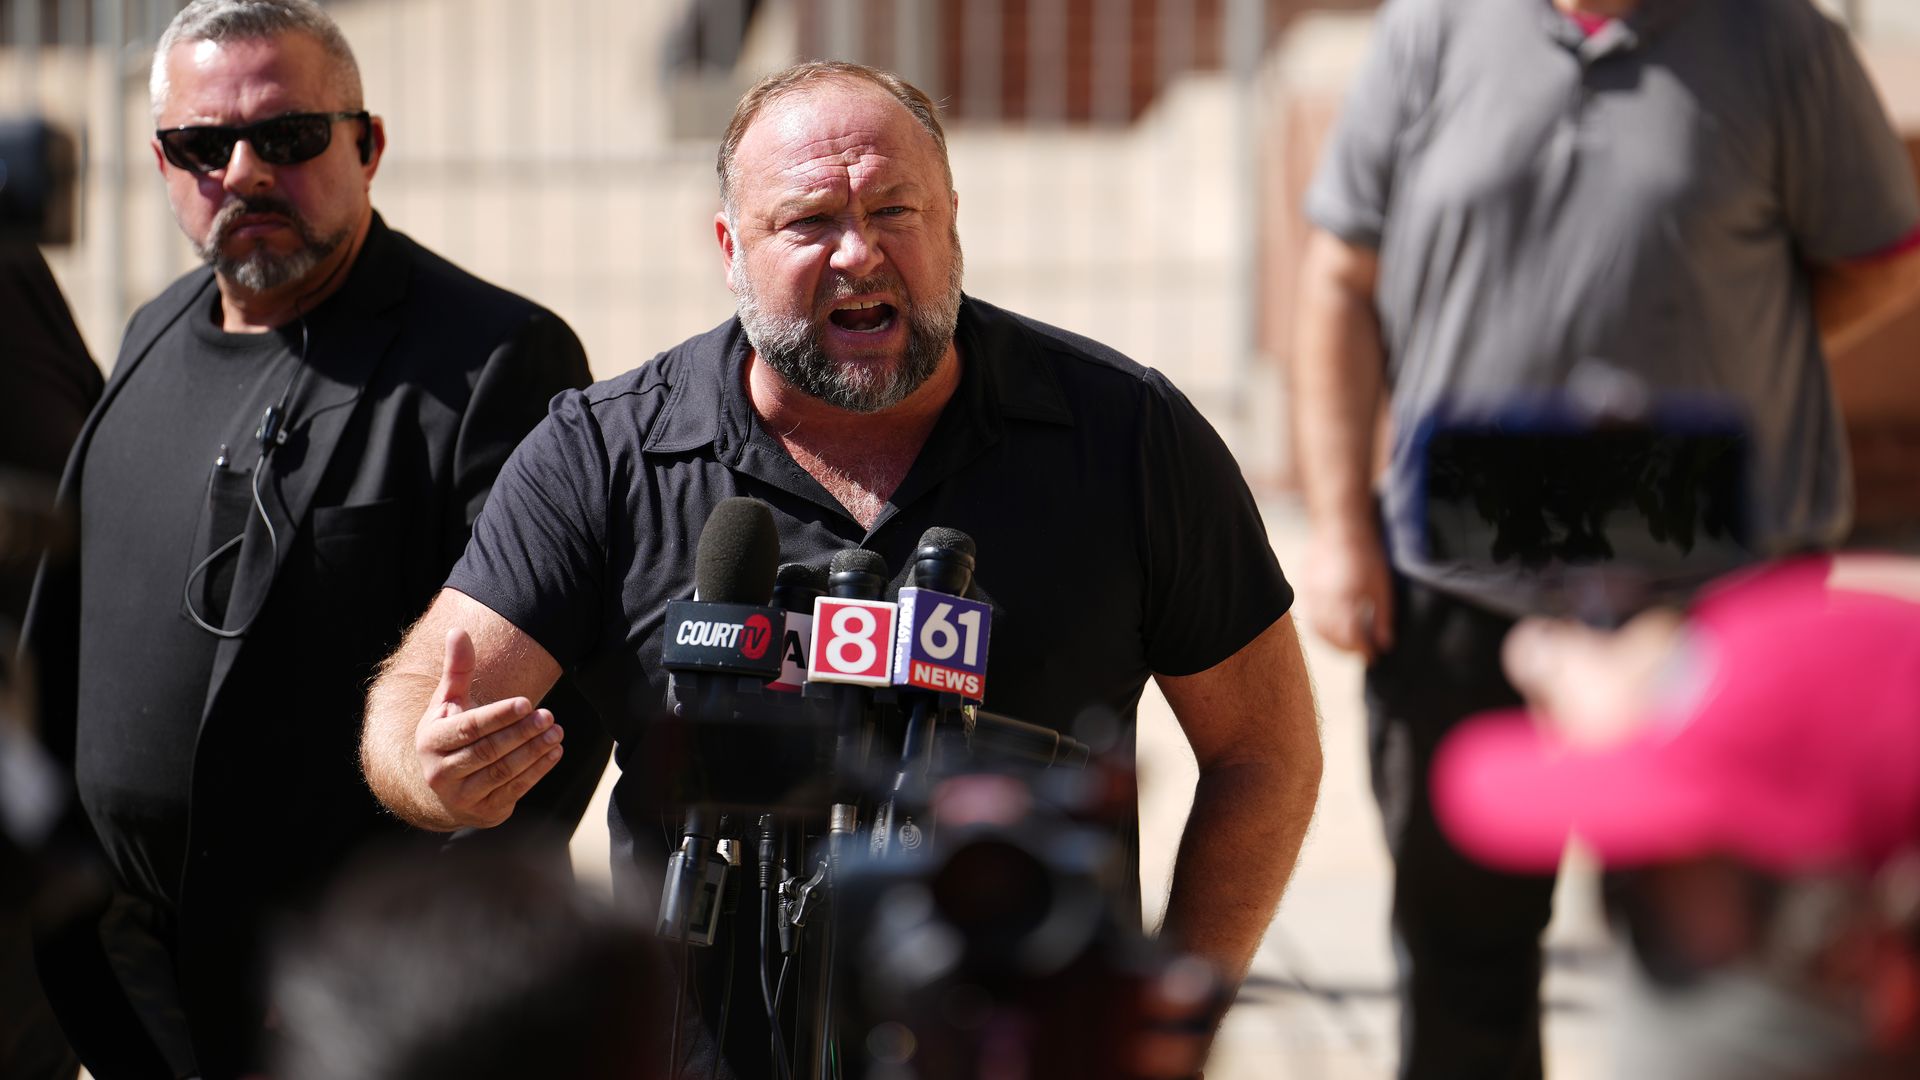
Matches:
[307,497,414,652]
[310,499,407,582]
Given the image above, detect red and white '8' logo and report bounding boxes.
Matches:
[806,597,898,687]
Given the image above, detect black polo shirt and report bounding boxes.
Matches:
[449,294,1292,901]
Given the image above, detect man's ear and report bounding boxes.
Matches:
[716,211,738,293]
[360,115,388,183]
[151,137,168,179]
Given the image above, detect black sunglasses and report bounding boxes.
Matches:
[156,111,369,174]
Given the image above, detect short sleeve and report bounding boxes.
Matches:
[1138,371,1294,676]
[449,311,591,566]
[445,388,610,667]
[1302,0,1440,249]
[1776,13,1920,263]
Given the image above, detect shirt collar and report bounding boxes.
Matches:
[1537,0,1695,62]
[639,317,747,455]
[885,295,1074,511]
[641,295,1076,531]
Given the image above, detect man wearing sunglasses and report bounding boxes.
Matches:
[21,2,610,1077]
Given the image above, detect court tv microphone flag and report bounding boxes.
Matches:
[661,497,784,682]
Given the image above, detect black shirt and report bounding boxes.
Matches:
[76,283,304,907]
[449,296,1293,892]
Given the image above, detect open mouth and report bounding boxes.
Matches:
[828,299,898,334]
[219,212,294,245]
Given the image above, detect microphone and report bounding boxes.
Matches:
[659,497,782,946]
[965,709,1092,769]
[806,549,896,780]
[891,528,992,702]
[828,548,889,602]
[767,562,825,694]
[906,527,976,593]
[806,548,899,688]
[660,497,784,683]
[875,528,993,855]
[773,560,826,609]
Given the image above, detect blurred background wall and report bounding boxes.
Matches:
[3,0,1917,513]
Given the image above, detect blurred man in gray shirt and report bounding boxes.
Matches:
[1293,1,1920,1076]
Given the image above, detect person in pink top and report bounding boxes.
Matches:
[1296,0,1920,1071]
[1435,555,1920,1078]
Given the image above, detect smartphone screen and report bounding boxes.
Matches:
[1414,410,1754,584]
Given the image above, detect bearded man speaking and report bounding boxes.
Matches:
[361,61,1321,1078]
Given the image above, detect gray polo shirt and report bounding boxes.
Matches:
[1306,0,1920,613]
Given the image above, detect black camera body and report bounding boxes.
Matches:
[829,774,1192,1080]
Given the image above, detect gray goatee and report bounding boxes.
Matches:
[192,195,346,294]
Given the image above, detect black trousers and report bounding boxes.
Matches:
[1365,574,1558,1080]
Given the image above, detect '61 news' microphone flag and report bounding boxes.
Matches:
[891,527,990,701]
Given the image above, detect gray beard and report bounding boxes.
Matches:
[192,196,346,294]
[736,240,965,414]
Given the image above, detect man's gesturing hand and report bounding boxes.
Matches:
[414,627,565,829]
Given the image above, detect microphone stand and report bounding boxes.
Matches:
[783,702,858,1079]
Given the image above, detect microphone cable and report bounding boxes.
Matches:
[759,819,794,1080]
[667,938,692,1078]
[772,953,795,1060]
[706,907,739,1080]
[183,227,362,639]
[181,323,306,639]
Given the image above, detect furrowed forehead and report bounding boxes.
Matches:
[721,67,952,213]
[736,85,943,204]
[764,175,926,221]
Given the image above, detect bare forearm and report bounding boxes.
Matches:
[1160,750,1321,987]
[1153,615,1323,984]
[360,588,566,832]
[1817,247,1920,359]
[1294,231,1388,535]
[364,589,569,831]
[362,664,464,831]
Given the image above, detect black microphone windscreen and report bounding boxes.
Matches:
[910,526,976,593]
[775,562,826,591]
[772,562,827,613]
[694,497,779,604]
[914,526,975,558]
[828,548,888,578]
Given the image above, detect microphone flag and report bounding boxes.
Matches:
[891,588,991,701]
[660,600,783,679]
[807,596,898,687]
